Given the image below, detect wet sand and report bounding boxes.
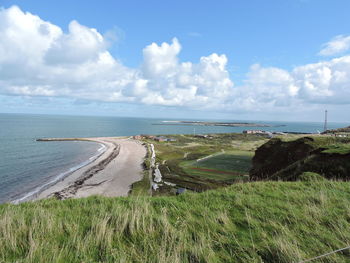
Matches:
[35,137,146,200]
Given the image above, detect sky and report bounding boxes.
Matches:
[0,0,350,122]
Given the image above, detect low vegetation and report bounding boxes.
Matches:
[134,133,350,195]
[130,143,152,196]
[180,150,252,181]
[142,133,267,194]
[1,180,350,262]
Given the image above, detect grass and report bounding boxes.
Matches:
[1,180,350,262]
[130,143,152,196]
[181,151,253,181]
[130,170,151,196]
[307,136,350,152]
[322,144,350,154]
[179,168,247,181]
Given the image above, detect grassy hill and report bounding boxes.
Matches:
[1,180,350,262]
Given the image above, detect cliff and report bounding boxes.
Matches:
[250,136,350,181]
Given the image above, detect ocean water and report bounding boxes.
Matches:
[0,113,348,203]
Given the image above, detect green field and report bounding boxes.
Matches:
[181,151,253,181]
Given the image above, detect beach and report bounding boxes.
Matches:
[34,137,146,201]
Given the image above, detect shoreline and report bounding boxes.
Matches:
[12,141,108,204]
[15,137,146,203]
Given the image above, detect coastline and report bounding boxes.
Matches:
[12,141,108,204]
[16,137,146,203]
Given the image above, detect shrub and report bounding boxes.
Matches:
[299,172,326,182]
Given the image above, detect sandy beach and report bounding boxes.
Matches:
[34,137,146,200]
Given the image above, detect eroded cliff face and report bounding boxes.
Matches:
[250,137,350,181]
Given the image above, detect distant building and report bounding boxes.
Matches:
[243,130,265,134]
[154,136,177,142]
[195,134,214,139]
[243,130,273,138]
[154,136,166,142]
[195,134,209,138]
[334,134,348,137]
[133,135,142,140]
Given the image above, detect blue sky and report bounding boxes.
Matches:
[1,0,350,122]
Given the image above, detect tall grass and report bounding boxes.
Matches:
[1,181,350,262]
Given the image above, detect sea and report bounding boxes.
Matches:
[0,113,348,203]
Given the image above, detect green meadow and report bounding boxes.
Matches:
[180,151,253,181]
[1,180,350,262]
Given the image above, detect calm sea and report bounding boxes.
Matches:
[0,113,348,203]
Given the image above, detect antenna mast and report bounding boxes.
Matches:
[324,110,328,132]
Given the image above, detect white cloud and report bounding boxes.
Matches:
[138,39,233,107]
[293,56,350,104]
[233,55,350,112]
[0,6,135,101]
[319,35,350,56]
[44,20,106,65]
[0,5,350,116]
[142,38,181,79]
[0,6,61,64]
[0,6,234,110]
[226,64,299,112]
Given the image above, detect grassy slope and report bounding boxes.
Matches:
[1,181,350,263]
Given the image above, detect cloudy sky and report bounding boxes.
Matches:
[1,0,350,122]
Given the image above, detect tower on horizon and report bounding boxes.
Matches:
[324,110,328,132]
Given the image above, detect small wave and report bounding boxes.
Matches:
[12,142,108,204]
[98,143,106,152]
